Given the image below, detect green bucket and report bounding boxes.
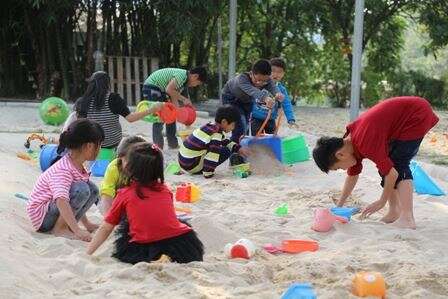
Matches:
[281,134,310,164]
[97,148,116,161]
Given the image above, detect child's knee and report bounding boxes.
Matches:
[70,181,91,199]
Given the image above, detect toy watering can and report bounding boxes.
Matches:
[311,208,348,232]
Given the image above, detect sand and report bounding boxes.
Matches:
[1,104,448,298]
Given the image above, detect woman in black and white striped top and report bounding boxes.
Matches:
[75,71,162,149]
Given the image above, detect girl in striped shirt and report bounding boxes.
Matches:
[27,119,104,242]
[75,71,163,149]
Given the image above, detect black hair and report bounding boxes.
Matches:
[215,105,240,124]
[125,142,164,199]
[76,71,111,115]
[312,137,344,173]
[190,66,208,83]
[252,59,271,75]
[270,57,286,70]
[59,118,104,150]
[117,136,146,158]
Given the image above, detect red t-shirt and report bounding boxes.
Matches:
[346,97,439,176]
[105,182,191,243]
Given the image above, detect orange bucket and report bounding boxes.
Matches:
[177,105,197,126]
[157,102,177,124]
[281,240,319,253]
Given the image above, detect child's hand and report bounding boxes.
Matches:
[287,121,299,129]
[75,229,92,242]
[275,93,284,102]
[182,97,192,106]
[148,102,164,114]
[361,199,387,219]
[238,147,251,157]
[265,97,275,109]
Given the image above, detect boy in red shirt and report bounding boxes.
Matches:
[312,97,439,229]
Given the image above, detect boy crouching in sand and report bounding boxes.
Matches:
[178,105,250,179]
[312,97,438,229]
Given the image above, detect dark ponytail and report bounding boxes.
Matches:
[76,71,111,116]
[125,142,164,199]
[59,118,104,150]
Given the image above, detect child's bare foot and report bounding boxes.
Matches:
[380,209,400,223]
[52,227,76,239]
[83,221,99,233]
[153,254,171,263]
[391,216,416,230]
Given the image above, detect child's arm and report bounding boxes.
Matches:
[100,195,113,215]
[238,75,270,103]
[278,84,296,124]
[166,79,191,106]
[56,198,90,241]
[336,175,359,206]
[86,222,115,255]
[126,102,164,122]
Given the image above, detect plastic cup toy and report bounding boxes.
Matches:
[175,183,201,203]
[224,239,256,259]
[352,272,386,298]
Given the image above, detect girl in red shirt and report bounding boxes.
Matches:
[87,142,204,264]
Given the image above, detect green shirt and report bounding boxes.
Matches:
[144,68,188,91]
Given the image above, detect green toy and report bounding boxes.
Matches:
[275,203,288,216]
[137,100,161,123]
[232,163,251,178]
[39,97,69,126]
[165,161,182,175]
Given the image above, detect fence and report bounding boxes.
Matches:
[105,56,159,105]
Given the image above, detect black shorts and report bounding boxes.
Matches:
[380,138,423,188]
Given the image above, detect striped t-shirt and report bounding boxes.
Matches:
[79,93,130,148]
[144,68,188,92]
[178,123,240,176]
[27,154,90,230]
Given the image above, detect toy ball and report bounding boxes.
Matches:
[136,100,161,123]
[39,97,69,126]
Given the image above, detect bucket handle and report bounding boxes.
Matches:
[256,102,283,137]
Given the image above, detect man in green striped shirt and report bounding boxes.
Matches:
[142,66,207,149]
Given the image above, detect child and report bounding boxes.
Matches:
[178,105,250,178]
[99,135,146,214]
[142,67,207,149]
[222,59,284,142]
[87,142,204,264]
[312,97,439,229]
[251,58,297,135]
[26,119,104,241]
[75,71,163,150]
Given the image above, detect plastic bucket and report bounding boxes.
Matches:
[158,102,177,124]
[176,105,197,126]
[90,148,116,177]
[281,134,310,164]
[39,144,59,172]
[240,135,282,161]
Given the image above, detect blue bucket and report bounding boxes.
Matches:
[281,283,316,299]
[39,144,59,172]
[90,160,110,177]
[240,135,282,161]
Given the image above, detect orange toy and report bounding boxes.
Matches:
[352,272,386,298]
[175,183,201,203]
[176,105,197,126]
[281,240,319,253]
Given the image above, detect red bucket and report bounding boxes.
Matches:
[176,105,197,126]
[157,102,177,124]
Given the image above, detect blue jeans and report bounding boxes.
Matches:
[38,181,99,232]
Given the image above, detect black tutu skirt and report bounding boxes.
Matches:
[112,219,204,265]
